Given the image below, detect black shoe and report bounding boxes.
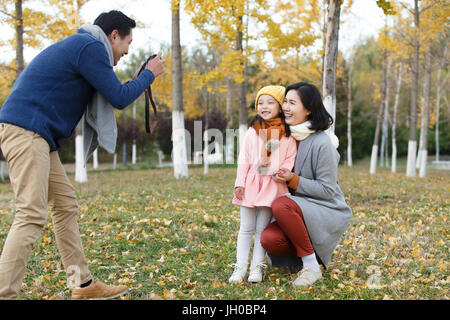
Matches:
[267,253,303,273]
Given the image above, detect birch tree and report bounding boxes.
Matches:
[132,101,137,165]
[322,0,341,133]
[391,63,403,173]
[418,47,432,177]
[434,43,448,162]
[343,55,353,167]
[370,98,385,175]
[417,0,448,176]
[171,0,189,179]
[74,124,87,182]
[405,0,420,177]
[225,78,234,164]
[380,57,391,168]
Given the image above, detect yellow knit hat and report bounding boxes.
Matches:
[254,85,286,110]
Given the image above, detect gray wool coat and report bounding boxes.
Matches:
[285,131,352,269]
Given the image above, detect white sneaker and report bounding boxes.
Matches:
[247,263,267,283]
[228,264,248,283]
[292,267,322,287]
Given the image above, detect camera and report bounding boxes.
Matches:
[138,53,158,75]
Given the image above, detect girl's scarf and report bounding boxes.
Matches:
[252,117,285,141]
[252,117,286,173]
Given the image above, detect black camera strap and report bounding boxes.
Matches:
[137,54,158,134]
[144,86,158,133]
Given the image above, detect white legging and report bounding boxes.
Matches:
[235,206,273,268]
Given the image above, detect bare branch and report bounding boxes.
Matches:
[0,9,17,20]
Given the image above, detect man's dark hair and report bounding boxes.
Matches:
[94,10,136,38]
[285,82,333,131]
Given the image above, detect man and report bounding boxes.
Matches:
[0,10,164,299]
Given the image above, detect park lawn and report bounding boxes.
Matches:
[0,162,448,300]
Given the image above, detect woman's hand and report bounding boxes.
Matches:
[272,168,293,183]
[234,187,245,200]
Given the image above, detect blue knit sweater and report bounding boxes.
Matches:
[0,29,154,151]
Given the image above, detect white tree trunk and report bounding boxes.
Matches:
[346,61,353,167]
[203,129,209,174]
[75,134,87,183]
[380,58,391,168]
[370,100,384,175]
[113,153,117,170]
[406,140,417,177]
[132,102,137,165]
[391,63,403,173]
[238,123,248,158]
[434,45,446,162]
[419,47,432,178]
[225,136,235,164]
[93,148,98,169]
[416,84,426,170]
[406,0,420,178]
[172,111,189,179]
[323,95,336,133]
[172,3,189,179]
[236,16,248,139]
[391,143,397,173]
[322,0,341,133]
[419,149,428,178]
[370,145,378,175]
[0,160,5,181]
[132,144,136,164]
[435,70,441,162]
[225,78,234,164]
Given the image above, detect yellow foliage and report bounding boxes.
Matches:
[0,0,92,99]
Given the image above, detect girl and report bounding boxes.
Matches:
[229,85,297,283]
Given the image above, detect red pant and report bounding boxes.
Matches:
[261,196,314,257]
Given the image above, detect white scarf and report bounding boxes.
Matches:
[290,121,339,148]
[80,24,117,165]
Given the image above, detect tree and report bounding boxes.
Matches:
[322,0,341,133]
[417,0,448,176]
[434,42,448,162]
[405,0,420,177]
[380,55,392,168]
[342,53,353,167]
[185,0,271,158]
[370,97,385,175]
[418,46,432,177]
[171,0,189,179]
[391,63,403,173]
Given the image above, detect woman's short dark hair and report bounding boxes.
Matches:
[94,10,136,38]
[285,82,333,131]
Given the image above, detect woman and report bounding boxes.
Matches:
[260,82,352,287]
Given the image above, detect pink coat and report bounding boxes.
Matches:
[232,127,298,208]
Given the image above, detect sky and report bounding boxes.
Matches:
[0,0,386,68]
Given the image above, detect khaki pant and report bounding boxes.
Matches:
[0,123,92,299]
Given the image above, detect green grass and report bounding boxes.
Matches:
[0,160,448,300]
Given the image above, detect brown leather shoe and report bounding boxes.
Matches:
[71,279,129,300]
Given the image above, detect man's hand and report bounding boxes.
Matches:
[272,168,293,183]
[235,187,245,201]
[132,61,145,80]
[145,52,165,78]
